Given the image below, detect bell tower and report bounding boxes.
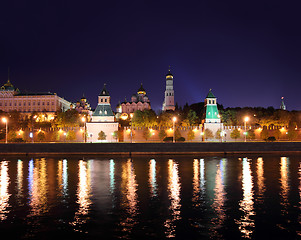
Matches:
[162,67,175,111]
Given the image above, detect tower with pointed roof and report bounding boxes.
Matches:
[280,97,286,110]
[162,67,175,111]
[87,83,118,142]
[203,89,223,140]
[92,83,115,122]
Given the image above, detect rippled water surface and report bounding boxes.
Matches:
[0,154,300,239]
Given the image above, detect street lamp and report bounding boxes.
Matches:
[244,116,249,142]
[2,117,7,144]
[172,117,177,143]
[81,116,86,143]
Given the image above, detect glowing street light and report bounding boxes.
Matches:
[2,117,7,144]
[172,117,177,143]
[81,116,86,143]
[244,116,249,142]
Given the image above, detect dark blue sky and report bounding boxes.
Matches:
[1,0,301,112]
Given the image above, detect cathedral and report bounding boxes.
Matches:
[116,83,151,114]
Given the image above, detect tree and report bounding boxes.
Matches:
[98,131,107,141]
[182,110,199,126]
[187,129,195,141]
[204,129,214,140]
[247,129,255,140]
[260,128,269,140]
[215,129,222,139]
[66,130,76,141]
[112,130,119,142]
[230,129,240,141]
[7,131,17,142]
[158,129,167,141]
[132,109,157,127]
[142,128,152,141]
[37,131,46,142]
[175,128,182,140]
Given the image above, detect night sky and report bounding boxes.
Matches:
[1,0,301,112]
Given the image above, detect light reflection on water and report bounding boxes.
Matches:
[0,161,10,221]
[280,157,290,214]
[211,159,227,238]
[28,158,49,217]
[164,159,181,238]
[236,158,255,239]
[149,159,157,197]
[0,155,300,239]
[120,159,139,233]
[71,160,92,231]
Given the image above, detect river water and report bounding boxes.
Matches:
[0,154,300,239]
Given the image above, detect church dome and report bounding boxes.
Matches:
[137,83,146,95]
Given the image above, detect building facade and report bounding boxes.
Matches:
[116,83,151,114]
[202,89,223,139]
[0,79,71,119]
[86,84,118,142]
[162,68,175,111]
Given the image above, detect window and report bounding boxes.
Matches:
[209,100,211,104]
[29,102,31,106]
[101,99,103,102]
[33,102,35,106]
[38,102,40,106]
[105,99,107,102]
[105,110,107,115]
[24,102,26,106]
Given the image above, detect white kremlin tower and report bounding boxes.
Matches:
[162,67,175,111]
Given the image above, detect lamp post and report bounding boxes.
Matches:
[172,117,177,143]
[81,117,86,143]
[2,117,7,144]
[244,116,249,142]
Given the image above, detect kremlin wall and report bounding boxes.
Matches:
[0,68,294,143]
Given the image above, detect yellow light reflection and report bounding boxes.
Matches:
[0,161,10,221]
[57,159,68,198]
[280,157,289,214]
[149,159,157,197]
[237,158,254,239]
[256,157,265,202]
[192,159,200,205]
[120,159,138,233]
[28,158,48,217]
[164,159,181,238]
[71,160,92,230]
[16,160,23,203]
[211,159,227,238]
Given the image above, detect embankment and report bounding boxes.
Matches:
[0,142,301,155]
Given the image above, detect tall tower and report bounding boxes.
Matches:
[280,97,286,110]
[162,67,175,111]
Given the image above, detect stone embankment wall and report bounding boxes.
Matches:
[1,142,301,155]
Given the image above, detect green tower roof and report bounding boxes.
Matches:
[206,89,216,98]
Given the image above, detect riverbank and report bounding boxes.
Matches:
[0,142,301,156]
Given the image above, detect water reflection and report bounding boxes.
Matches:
[57,159,68,198]
[16,160,23,204]
[280,157,289,214]
[120,159,138,233]
[164,159,181,238]
[237,158,254,239]
[192,159,200,205]
[0,161,10,221]
[71,160,92,230]
[28,158,49,217]
[256,157,265,202]
[211,159,227,237]
[110,159,115,194]
[149,159,157,197]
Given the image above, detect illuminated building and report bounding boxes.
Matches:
[72,95,92,115]
[86,84,118,142]
[202,89,223,139]
[0,79,71,118]
[116,83,151,114]
[280,97,286,110]
[162,68,175,111]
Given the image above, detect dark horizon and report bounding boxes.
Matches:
[1,0,300,112]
